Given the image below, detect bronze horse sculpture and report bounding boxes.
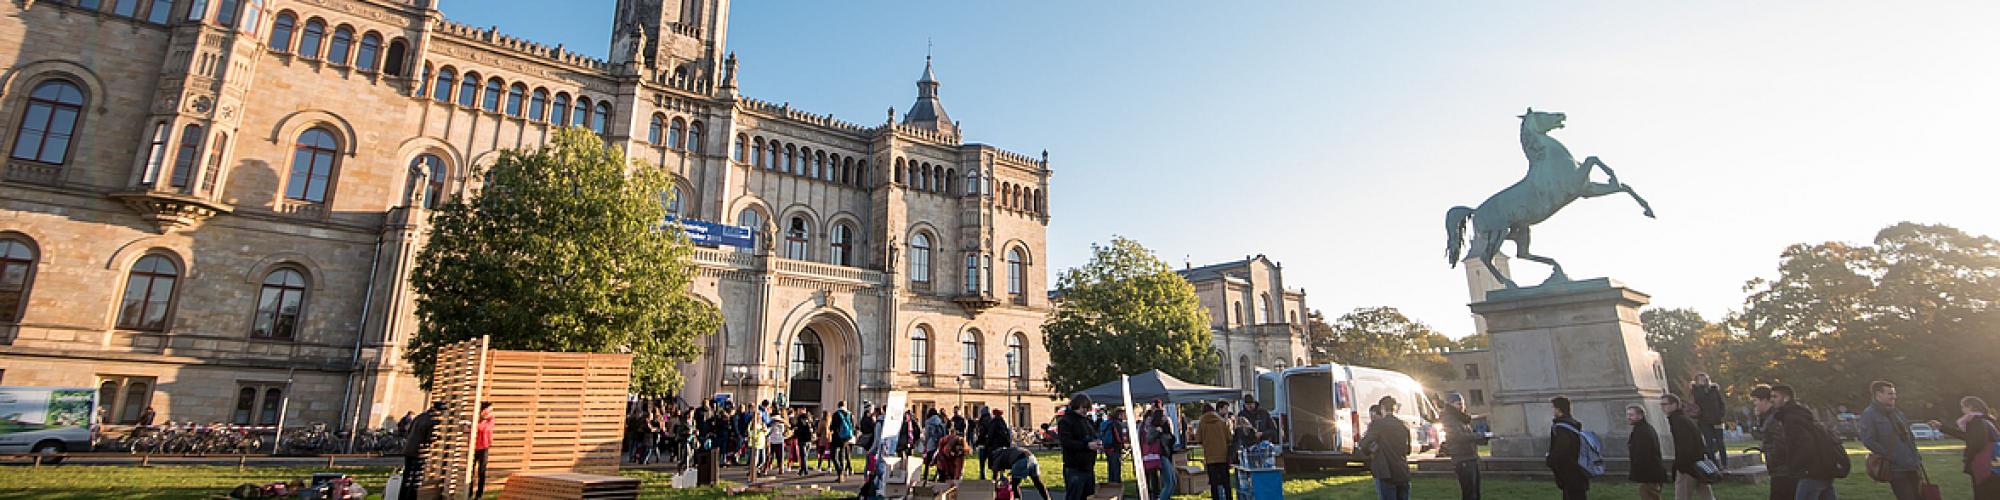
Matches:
[1446,109,1654,288]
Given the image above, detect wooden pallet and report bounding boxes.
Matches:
[495,471,640,500]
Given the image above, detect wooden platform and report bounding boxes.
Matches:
[496,472,640,500]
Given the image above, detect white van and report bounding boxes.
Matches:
[0,386,98,463]
[1256,364,1439,470]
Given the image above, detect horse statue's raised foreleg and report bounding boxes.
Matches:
[1580,157,1655,218]
[1509,226,1570,286]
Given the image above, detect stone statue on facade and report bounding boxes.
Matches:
[1446,109,1655,288]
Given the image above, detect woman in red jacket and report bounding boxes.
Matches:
[474,402,494,500]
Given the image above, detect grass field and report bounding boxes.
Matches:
[0,441,1977,499]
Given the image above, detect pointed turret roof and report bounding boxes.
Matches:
[902,55,956,135]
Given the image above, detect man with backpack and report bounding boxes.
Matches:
[1098,406,1129,484]
[1547,396,1596,500]
[1755,384,1844,500]
[1859,381,1923,500]
[1691,373,1729,467]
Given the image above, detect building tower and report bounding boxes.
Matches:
[901,55,956,136]
[610,0,730,86]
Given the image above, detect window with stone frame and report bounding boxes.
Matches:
[267,12,295,52]
[356,33,381,71]
[505,83,525,116]
[909,233,932,288]
[10,79,86,165]
[829,224,851,267]
[909,326,930,374]
[115,254,180,331]
[251,268,307,340]
[327,26,353,65]
[960,330,981,376]
[1464,363,1481,380]
[1007,247,1026,303]
[0,238,36,323]
[784,216,810,260]
[298,18,325,59]
[97,375,155,425]
[284,128,338,203]
[231,383,286,425]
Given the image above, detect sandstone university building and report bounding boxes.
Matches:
[0,0,1058,431]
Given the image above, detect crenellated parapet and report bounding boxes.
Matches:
[736,98,873,135]
[431,19,609,73]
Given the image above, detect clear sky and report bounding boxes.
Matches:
[439,1,2000,336]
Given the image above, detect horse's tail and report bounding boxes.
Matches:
[1446,206,1475,267]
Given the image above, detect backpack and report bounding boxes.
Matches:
[1798,417,1851,479]
[1553,423,1606,477]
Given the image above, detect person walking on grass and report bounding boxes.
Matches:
[1057,394,1102,500]
[1757,384,1839,500]
[832,401,857,481]
[1662,395,1717,500]
[1692,373,1729,467]
[1439,392,1483,500]
[1196,402,1235,500]
[1627,403,1671,500]
[1931,396,2000,500]
[1547,396,1590,500]
[1359,396,1414,500]
[1099,406,1128,485]
[1859,381,1923,500]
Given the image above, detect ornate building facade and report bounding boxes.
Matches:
[0,0,1055,432]
[1178,255,1309,393]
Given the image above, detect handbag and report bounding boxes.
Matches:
[1918,466,1943,500]
[1865,452,1890,482]
[1691,457,1726,483]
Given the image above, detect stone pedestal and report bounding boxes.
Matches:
[1474,278,1671,459]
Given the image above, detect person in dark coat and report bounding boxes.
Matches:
[1626,404,1671,500]
[1239,395,1279,443]
[1357,396,1413,500]
[987,445,1053,500]
[1055,395,1100,500]
[1439,393,1482,500]
[1756,384,1835,500]
[1931,396,2000,500]
[1662,395,1716,499]
[980,408,1013,481]
[1691,373,1728,467]
[1546,396,1589,500]
[1860,380,1923,500]
[400,402,444,500]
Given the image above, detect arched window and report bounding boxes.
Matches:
[551,93,570,124]
[504,83,525,116]
[0,239,37,323]
[909,326,931,374]
[815,152,828,180]
[431,68,454,103]
[894,159,906,184]
[964,253,979,294]
[251,268,307,339]
[528,88,548,121]
[784,216,809,260]
[593,102,612,135]
[783,145,797,174]
[10,80,85,165]
[116,254,179,331]
[751,138,765,167]
[457,72,480,107]
[686,121,703,153]
[665,117,683,149]
[959,330,981,376]
[258,387,282,424]
[284,128,338,203]
[919,165,932,192]
[1006,334,1025,379]
[830,224,852,267]
[216,0,241,27]
[647,115,665,145]
[481,78,502,112]
[202,133,228,194]
[841,158,854,185]
[113,0,139,17]
[736,208,764,248]
[383,39,408,76]
[355,32,380,71]
[909,232,932,287]
[665,186,683,216]
[1239,356,1253,388]
[733,133,748,162]
[1232,302,1242,326]
[268,12,294,52]
[141,123,169,183]
[572,96,591,127]
[1007,248,1026,301]
[1256,293,1271,324]
[944,169,957,195]
[790,330,823,381]
[965,170,980,195]
[297,18,324,59]
[1289,310,1298,324]
[168,123,204,188]
[146,0,171,23]
[858,160,869,186]
[408,154,447,209]
[327,26,353,65]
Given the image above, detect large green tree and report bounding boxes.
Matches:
[1640,307,1728,394]
[1042,237,1218,395]
[406,128,720,395]
[1306,306,1458,386]
[1726,222,2000,416]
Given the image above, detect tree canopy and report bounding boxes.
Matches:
[405,128,720,395]
[1042,237,1218,395]
[1306,306,1466,387]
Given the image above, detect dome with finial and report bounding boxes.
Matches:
[902,55,955,135]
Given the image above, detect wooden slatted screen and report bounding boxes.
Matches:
[421,336,632,499]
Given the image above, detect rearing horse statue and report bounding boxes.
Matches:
[1446,109,1654,288]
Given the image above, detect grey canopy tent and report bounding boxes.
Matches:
[1071,369,1243,405]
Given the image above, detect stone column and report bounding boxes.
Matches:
[1474,278,1670,459]
[1461,253,1509,335]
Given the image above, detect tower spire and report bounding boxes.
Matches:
[904,48,954,134]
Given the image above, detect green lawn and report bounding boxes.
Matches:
[0,440,1977,499]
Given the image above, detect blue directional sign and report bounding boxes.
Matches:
[665,215,755,249]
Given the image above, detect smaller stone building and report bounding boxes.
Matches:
[1177,255,1308,393]
[1438,348,1496,415]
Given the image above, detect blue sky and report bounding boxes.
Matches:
[440,1,2000,336]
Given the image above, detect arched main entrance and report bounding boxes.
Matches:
[783,312,859,410]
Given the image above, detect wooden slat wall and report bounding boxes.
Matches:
[423,336,490,500]
[481,350,632,490]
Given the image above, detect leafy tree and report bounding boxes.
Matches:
[1727,222,2000,416]
[406,128,720,395]
[1307,306,1457,386]
[1042,237,1218,395]
[1641,307,1721,393]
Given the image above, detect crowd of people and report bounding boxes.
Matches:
[616,397,861,481]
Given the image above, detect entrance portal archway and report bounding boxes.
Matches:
[788,328,825,407]
[782,312,859,410]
